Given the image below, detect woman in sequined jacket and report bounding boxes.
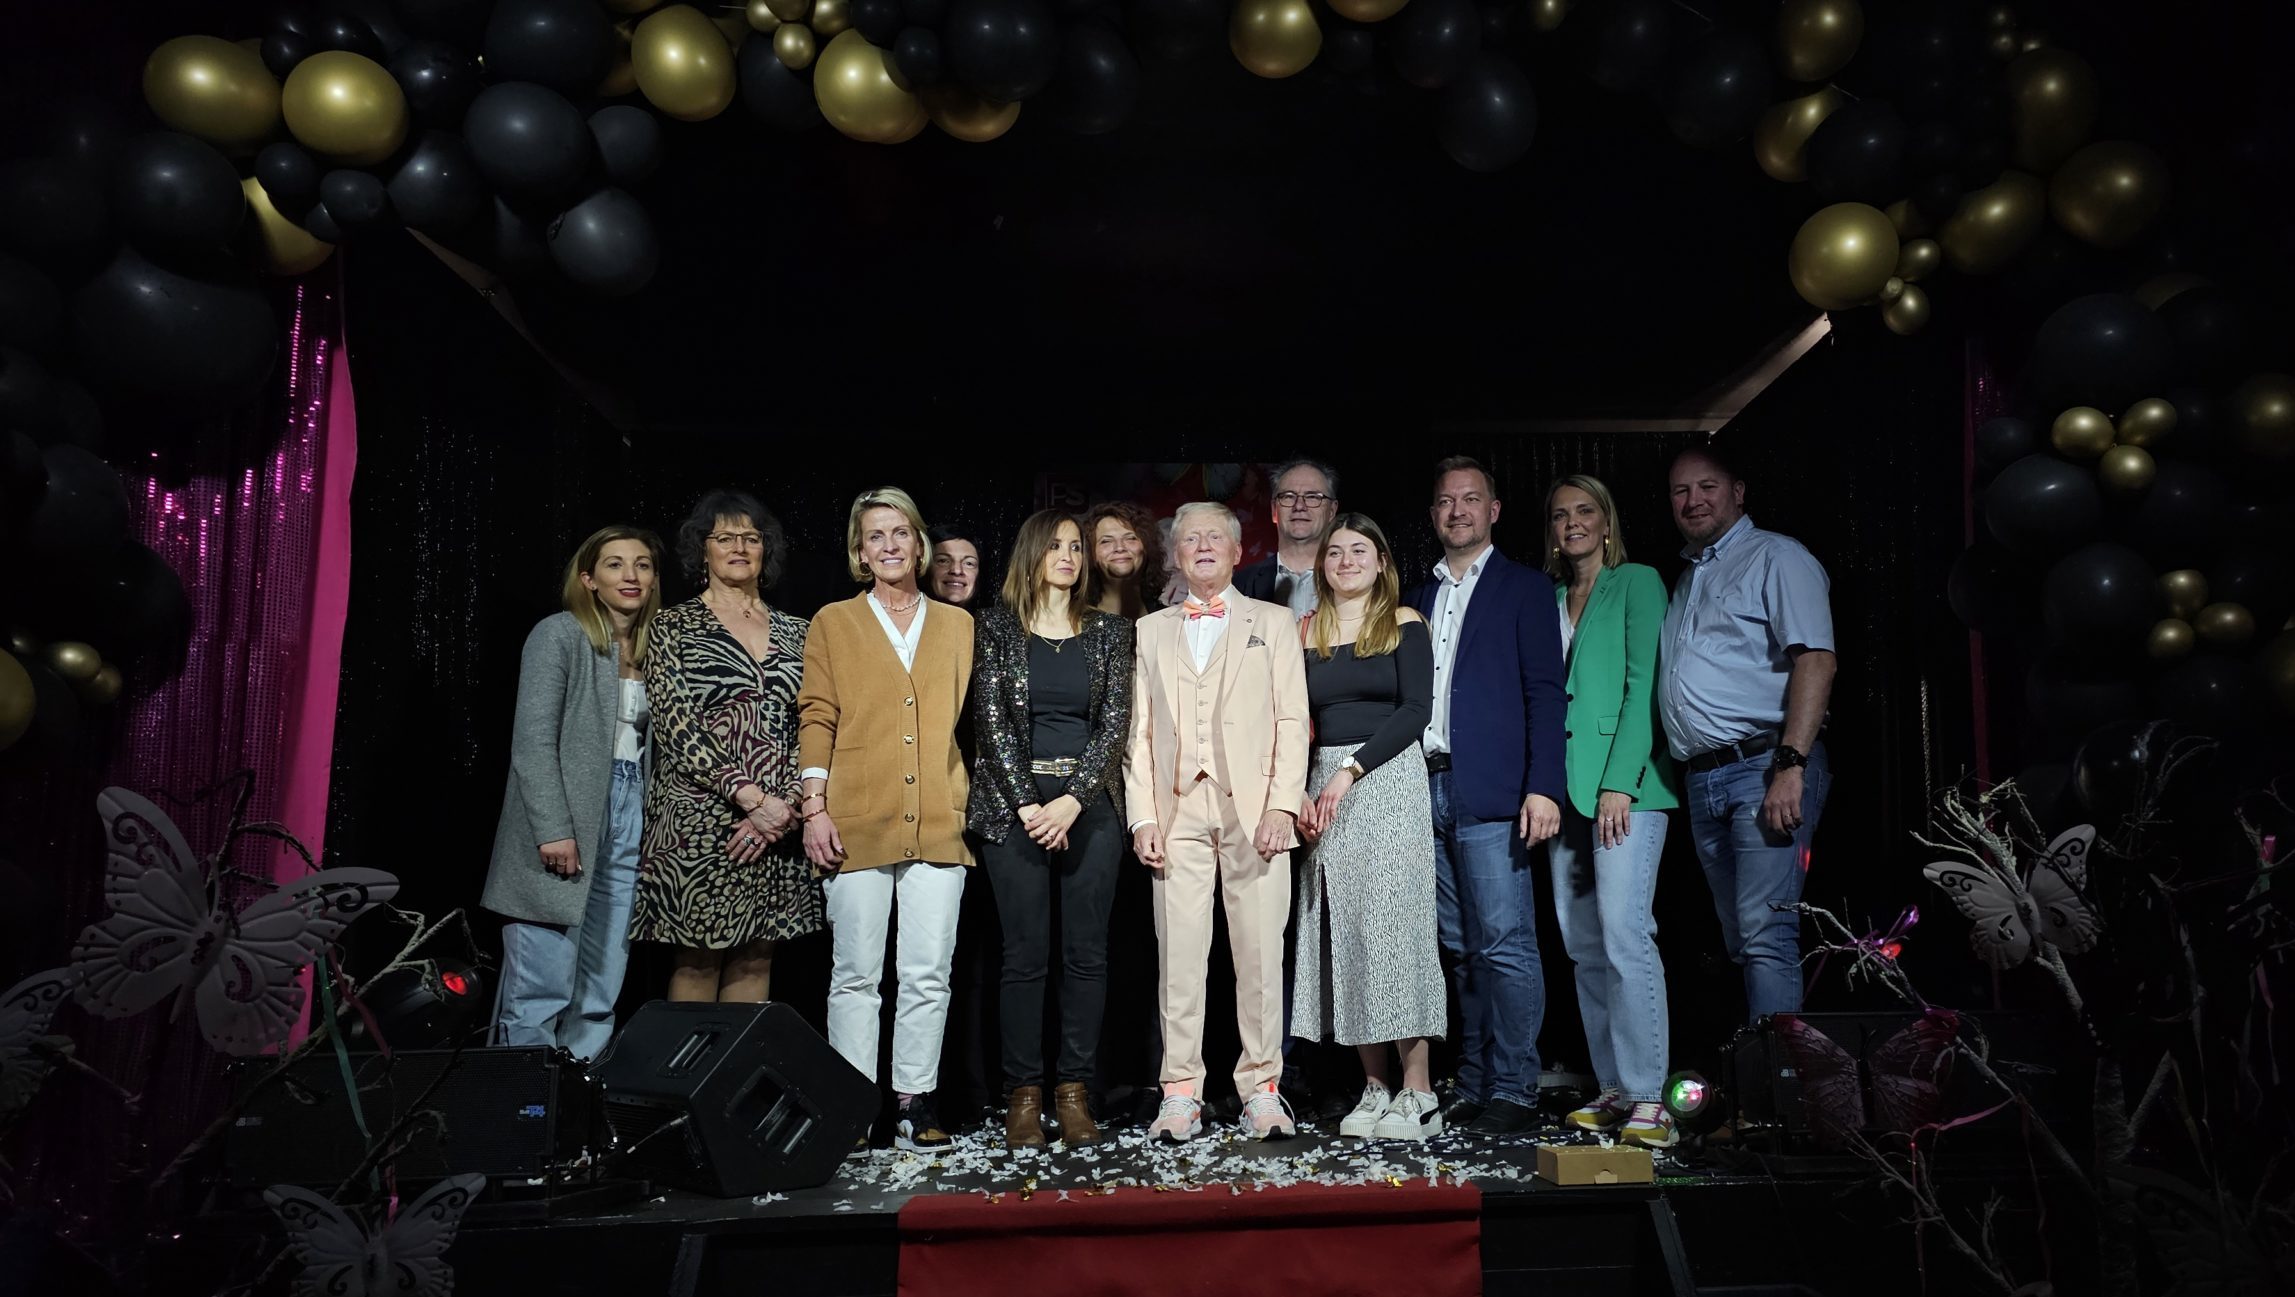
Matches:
[967,509,1134,1149]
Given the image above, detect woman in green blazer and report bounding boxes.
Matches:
[1544,473,1684,1149]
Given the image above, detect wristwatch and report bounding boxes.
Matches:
[1771,744,1808,772]
[1341,757,1368,781]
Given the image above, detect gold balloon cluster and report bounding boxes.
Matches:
[633,4,738,121]
[144,35,281,154]
[1754,87,1842,184]
[1233,0,1323,79]
[2049,140,2168,249]
[2006,46,2098,173]
[1938,170,2045,274]
[283,50,408,165]
[814,30,927,143]
[0,640,126,752]
[1787,203,1899,312]
[2147,569,2257,660]
[1774,0,1864,83]
[2048,396,2175,494]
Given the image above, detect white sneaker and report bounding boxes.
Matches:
[1338,1082,1393,1138]
[1239,1086,1298,1140]
[1619,1101,1678,1149]
[1370,1088,1443,1142]
[1148,1094,1204,1144]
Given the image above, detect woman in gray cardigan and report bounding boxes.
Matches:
[482,525,664,1060]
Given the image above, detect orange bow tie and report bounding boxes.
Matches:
[1184,596,1227,620]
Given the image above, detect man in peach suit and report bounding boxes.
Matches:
[1126,501,1312,1143]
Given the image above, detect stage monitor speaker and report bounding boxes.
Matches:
[223,1046,597,1189]
[593,1000,875,1198]
[1729,1010,2063,1146]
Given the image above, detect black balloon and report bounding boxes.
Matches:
[303,201,346,243]
[390,41,485,129]
[22,445,128,565]
[1907,120,1960,173]
[2208,544,2294,633]
[337,0,411,56]
[320,169,392,232]
[0,158,109,271]
[464,83,598,204]
[2027,654,2142,744]
[0,346,47,430]
[907,0,949,24]
[396,0,493,45]
[90,543,190,663]
[1985,454,2101,556]
[1910,171,1964,226]
[69,248,277,413]
[1585,0,1677,94]
[1665,31,1773,149]
[2153,656,2259,739]
[738,35,826,132]
[0,255,61,351]
[855,0,906,45]
[112,132,246,254]
[2111,458,2225,569]
[2154,287,2251,389]
[28,377,102,452]
[2042,541,2159,653]
[1322,23,1375,76]
[1125,0,1223,64]
[1439,55,1539,172]
[1843,10,1963,120]
[2163,387,2216,458]
[2022,293,2173,418]
[256,142,324,216]
[1974,415,2038,480]
[2072,719,2166,824]
[944,0,1061,102]
[1039,19,1140,134]
[1392,0,1480,90]
[386,131,484,232]
[42,96,129,182]
[484,0,615,99]
[590,106,663,187]
[1805,100,1907,207]
[312,12,388,58]
[2,430,44,518]
[1946,543,2033,632]
[547,189,658,298]
[486,196,553,279]
[896,27,947,87]
[262,28,316,78]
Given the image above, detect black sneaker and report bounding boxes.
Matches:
[1465,1097,1539,1135]
[1443,1096,1487,1127]
[896,1096,954,1153]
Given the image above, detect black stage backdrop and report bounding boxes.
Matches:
[327,236,1975,1086]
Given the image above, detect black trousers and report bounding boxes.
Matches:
[979,778,1122,1090]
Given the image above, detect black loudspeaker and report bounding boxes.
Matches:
[593,1000,876,1197]
[224,1046,597,1189]
[1728,1010,2063,1147]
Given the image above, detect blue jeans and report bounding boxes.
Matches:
[1686,743,1832,1021]
[497,759,643,1060]
[1431,770,1542,1107]
[1549,806,1670,1101]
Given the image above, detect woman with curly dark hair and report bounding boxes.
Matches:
[1083,499,1165,621]
[629,488,823,1004]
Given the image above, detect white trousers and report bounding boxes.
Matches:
[824,861,968,1095]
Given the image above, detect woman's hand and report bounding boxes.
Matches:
[1309,769,1355,838]
[1595,790,1635,850]
[802,811,847,876]
[747,795,796,843]
[538,838,581,878]
[1026,795,1082,848]
[727,821,767,864]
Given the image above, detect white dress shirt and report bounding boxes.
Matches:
[1270,559,1319,620]
[802,590,929,783]
[1182,584,1240,673]
[1422,544,1493,757]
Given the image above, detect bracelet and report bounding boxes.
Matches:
[803,808,829,822]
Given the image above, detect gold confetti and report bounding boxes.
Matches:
[1386,1175,1404,1188]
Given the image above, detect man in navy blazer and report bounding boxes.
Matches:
[1411,456,1567,1135]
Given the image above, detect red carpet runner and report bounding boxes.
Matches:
[898,1178,1482,1297]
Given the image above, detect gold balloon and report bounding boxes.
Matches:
[1787,203,1900,311]
[2116,397,2177,447]
[1984,4,2016,29]
[1881,283,1931,335]
[1895,238,1940,281]
[2263,631,2295,716]
[1329,0,1411,21]
[814,30,925,143]
[775,22,818,69]
[2096,444,2156,494]
[1753,86,1844,183]
[85,665,125,707]
[2007,47,2097,173]
[747,0,783,30]
[1884,198,1930,239]
[767,0,813,20]
[1774,0,1864,83]
[281,51,408,165]
[2194,602,2256,650]
[1529,0,1571,31]
[2133,272,2207,310]
[0,650,31,752]
[814,0,854,36]
[2230,373,2295,460]
[144,35,282,154]
[635,4,739,121]
[2145,618,2195,660]
[1878,276,1904,302]
[887,102,931,143]
[2049,140,2169,249]
[925,84,1021,142]
[2049,406,2114,459]
[44,641,101,686]
[1986,30,2019,60]
[712,7,754,46]
[243,176,335,275]
[1938,170,2045,274]
[1231,0,1322,78]
[5,631,33,659]
[2159,569,2209,620]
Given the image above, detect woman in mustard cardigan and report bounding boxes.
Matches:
[1543,474,1684,1150]
[799,486,975,1154]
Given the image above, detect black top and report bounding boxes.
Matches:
[1027,633,1092,761]
[1305,619,1433,776]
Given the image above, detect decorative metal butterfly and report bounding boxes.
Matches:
[70,787,399,1055]
[1923,824,2102,970]
[1775,1008,1962,1148]
[0,967,78,1128]
[265,1173,486,1297]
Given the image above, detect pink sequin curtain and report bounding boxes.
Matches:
[8,274,356,1236]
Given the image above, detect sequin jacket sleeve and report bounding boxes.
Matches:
[644,602,759,808]
[1063,611,1133,814]
[967,607,1133,842]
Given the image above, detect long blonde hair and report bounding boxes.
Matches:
[845,485,932,584]
[1543,473,1629,579]
[562,524,664,664]
[1000,510,1087,634]
[1308,513,1404,660]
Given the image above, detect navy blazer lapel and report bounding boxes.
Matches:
[1455,550,1513,664]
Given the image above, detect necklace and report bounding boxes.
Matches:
[880,591,922,614]
[709,590,763,621]
[1032,630,1069,653]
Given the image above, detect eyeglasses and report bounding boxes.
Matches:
[1274,492,1332,507]
[709,532,765,549]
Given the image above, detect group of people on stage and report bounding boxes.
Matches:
[480,446,1837,1156]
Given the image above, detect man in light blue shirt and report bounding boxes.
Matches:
[1657,444,1837,1021]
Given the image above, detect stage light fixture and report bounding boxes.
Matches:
[343,957,487,1051]
[1664,1069,1726,1136]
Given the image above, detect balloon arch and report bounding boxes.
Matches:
[1,0,2292,764]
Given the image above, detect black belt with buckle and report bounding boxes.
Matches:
[1425,752,1453,774]
[1684,731,1780,774]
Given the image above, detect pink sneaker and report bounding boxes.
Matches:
[1149,1094,1204,1143]
[1239,1086,1298,1140]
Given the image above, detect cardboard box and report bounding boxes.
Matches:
[1534,1143,1655,1186]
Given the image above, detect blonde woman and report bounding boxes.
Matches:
[1293,513,1445,1140]
[799,486,975,1153]
[1544,474,1681,1148]
[484,524,664,1061]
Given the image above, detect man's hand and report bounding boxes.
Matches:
[538,838,581,878]
[1132,824,1166,868]
[1762,766,1807,838]
[1517,793,1561,845]
[1253,810,1295,861]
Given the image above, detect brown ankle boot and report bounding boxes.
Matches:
[1004,1087,1047,1148]
[1054,1082,1102,1145]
